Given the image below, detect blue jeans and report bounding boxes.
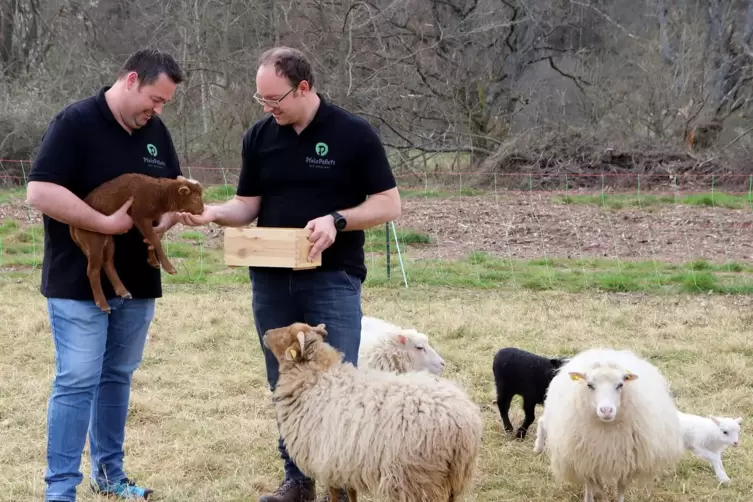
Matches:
[44,296,155,502]
[250,267,363,484]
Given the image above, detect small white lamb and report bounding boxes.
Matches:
[678,411,742,483]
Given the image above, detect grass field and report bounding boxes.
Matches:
[1,185,753,501]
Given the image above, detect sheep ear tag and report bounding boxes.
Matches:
[569,372,586,381]
[623,370,638,381]
[285,347,298,361]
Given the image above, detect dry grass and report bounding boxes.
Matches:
[1,276,752,501]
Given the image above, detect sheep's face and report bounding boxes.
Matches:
[263,322,328,364]
[174,176,205,215]
[395,329,446,375]
[710,416,743,447]
[569,367,639,422]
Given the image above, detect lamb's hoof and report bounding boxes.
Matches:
[515,428,527,440]
[121,292,132,299]
[718,476,731,484]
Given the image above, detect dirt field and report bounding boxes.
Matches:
[3,189,752,264]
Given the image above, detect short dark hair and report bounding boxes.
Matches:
[257,46,315,89]
[118,49,184,87]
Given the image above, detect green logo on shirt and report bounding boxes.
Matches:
[315,142,328,156]
[147,144,158,156]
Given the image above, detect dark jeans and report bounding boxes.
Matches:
[250,267,363,483]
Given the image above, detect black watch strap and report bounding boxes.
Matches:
[330,211,346,231]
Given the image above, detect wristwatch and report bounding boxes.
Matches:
[330,211,347,231]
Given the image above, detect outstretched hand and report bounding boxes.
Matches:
[175,206,217,227]
[305,214,337,261]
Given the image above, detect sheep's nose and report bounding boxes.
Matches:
[440,360,446,367]
[598,406,615,418]
[733,441,739,447]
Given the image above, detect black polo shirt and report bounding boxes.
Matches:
[236,95,397,281]
[28,86,183,300]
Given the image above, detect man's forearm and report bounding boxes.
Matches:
[339,190,401,231]
[211,197,259,227]
[26,181,110,233]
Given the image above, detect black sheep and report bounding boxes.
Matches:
[492,347,568,439]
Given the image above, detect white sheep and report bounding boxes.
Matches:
[677,411,742,483]
[537,347,685,502]
[262,321,483,502]
[359,315,446,375]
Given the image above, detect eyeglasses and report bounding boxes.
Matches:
[253,86,296,107]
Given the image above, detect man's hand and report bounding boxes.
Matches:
[101,197,134,235]
[305,214,336,261]
[144,212,176,249]
[174,205,217,227]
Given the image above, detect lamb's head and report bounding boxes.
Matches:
[710,416,743,447]
[392,328,446,375]
[569,365,639,423]
[171,175,205,215]
[546,357,569,382]
[262,322,330,366]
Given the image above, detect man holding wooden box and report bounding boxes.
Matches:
[176,46,401,502]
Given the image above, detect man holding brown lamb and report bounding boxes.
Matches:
[176,46,401,502]
[26,49,186,502]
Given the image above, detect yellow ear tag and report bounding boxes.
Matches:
[290,348,297,358]
[569,372,582,381]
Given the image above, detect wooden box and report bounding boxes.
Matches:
[223,227,321,270]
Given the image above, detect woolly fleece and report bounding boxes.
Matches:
[263,322,483,502]
[540,348,685,495]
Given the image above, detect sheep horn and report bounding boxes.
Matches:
[297,331,306,354]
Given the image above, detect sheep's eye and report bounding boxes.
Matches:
[416,346,425,351]
[587,383,595,390]
[723,431,729,435]
[616,382,623,390]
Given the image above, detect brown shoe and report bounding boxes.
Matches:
[259,479,316,502]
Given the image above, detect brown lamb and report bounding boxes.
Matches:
[69,173,205,313]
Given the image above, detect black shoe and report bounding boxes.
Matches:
[259,478,316,502]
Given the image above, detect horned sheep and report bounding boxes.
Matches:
[262,321,483,502]
[359,315,446,375]
[677,410,742,483]
[69,172,205,313]
[536,347,685,502]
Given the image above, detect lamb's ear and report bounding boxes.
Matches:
[312,323,327,339]
[284,345,300,361]
[623,370,638,381]
[709,416,721,425]
[178,186,190,195]
[569,371,586,381]
[176,175,187,181]
[735,417,743,424]
[297,331,306,353]
[396,333,407,344]
[550,358,564,369]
